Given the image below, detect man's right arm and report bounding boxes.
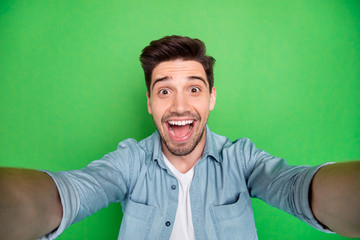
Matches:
[0,167,62,240]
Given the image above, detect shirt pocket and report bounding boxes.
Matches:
[118,197,157,240]
[209,192,257,240]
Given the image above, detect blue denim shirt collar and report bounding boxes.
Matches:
[150,125,221,168]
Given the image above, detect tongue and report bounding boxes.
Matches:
[171,124,190,138]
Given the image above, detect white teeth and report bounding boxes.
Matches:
[168,120,194,126]
[169,128,175,136]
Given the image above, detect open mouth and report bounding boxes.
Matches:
[166,119,195,142]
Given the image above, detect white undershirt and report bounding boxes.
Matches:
[163,154,196,240]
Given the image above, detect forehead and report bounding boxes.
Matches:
[151,60,206,84]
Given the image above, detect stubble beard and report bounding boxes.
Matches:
[154,114,207,156]
[162,125,205,156]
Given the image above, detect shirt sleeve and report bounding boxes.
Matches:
[38,140,136,239]
[241,138,334,233]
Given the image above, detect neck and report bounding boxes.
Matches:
[162,131,206,174]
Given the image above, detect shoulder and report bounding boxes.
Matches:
[109,132,159,165]
[209,130,266,169]
[114,132,156,153]
[209,130,255,155]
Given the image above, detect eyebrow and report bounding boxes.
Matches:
[151,76,207,91]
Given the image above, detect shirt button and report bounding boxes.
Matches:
[171,185,176,190]
[165,221,171,227]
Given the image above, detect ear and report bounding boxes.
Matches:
[146,91,152,114]
[209,87,216,111]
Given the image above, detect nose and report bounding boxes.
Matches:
[170,92,191,114]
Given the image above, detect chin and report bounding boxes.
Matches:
[162,127,205,156]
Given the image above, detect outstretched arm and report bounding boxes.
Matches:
[311,161,360,238]
[0,168,62,240]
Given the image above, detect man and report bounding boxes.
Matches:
[0,36,359,240]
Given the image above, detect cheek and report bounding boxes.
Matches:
[194,101,211,117]
[151,102,165,121]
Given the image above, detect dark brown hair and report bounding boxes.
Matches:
[140,35,215,94]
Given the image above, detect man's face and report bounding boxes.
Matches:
[147,60,216,156]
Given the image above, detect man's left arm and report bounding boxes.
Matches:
[311,161,360,238]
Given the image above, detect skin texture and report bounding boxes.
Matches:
[0,168,62,240]
[147,60,216,173]
[311,161,360,238]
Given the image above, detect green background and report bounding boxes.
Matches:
[1,0,359,239]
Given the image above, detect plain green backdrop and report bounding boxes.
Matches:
[1,0,359,239]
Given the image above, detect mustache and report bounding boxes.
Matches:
[161,111,200,123]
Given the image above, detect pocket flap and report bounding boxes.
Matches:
[125,197,156,221]
[210,193,250,221]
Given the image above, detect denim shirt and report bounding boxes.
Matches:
[43,126,331,239]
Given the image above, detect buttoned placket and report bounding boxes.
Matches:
[155,157,180,238]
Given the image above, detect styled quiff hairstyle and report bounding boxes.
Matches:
[140,35,215,94]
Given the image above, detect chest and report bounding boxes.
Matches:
[119,158,258,240]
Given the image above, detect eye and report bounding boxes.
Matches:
[190,87,200,93]
[159,89,169,95]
